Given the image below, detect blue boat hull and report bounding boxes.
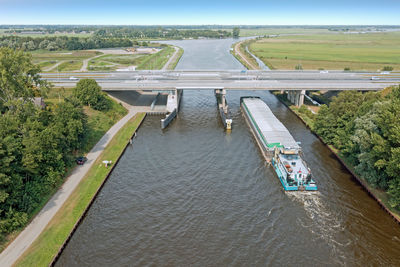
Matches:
[272,158,317,191]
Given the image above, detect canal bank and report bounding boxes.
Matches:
[274,92,400,224]
[13,113,146,267]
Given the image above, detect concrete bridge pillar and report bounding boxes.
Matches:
[299,90,306,107]
[287,90,305,107]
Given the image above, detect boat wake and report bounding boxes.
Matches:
[286,191,351,265]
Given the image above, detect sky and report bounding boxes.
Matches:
[0,0,399,25]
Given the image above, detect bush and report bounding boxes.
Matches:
[382,66,393,71]
[73,79,110,111]
[298,105,315,119]
[295,64,303,70]
[344,67,351,71]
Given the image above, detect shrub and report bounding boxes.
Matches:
[73,79,110,111]
[382,66,393,71]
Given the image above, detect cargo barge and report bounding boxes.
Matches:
[241,96,317,191]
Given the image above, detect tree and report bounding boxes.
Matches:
[0,47,90,238]
[38,40,50,50]
[382,66,393,71]
[0,47,50,112]
[388,178,400,209]
[313,104,336,142]
[295,64,303,70]
[73,79,110,111]
[46,41,58,51]
[233,27,240,38]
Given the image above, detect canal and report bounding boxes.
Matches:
[56,38,400,266]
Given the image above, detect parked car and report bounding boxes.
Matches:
[76,156,87,165]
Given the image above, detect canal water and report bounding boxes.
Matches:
[56,38,400,266]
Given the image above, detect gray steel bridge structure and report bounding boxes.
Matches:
[42,70,400,128]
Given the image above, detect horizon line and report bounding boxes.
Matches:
[1,24,400,27]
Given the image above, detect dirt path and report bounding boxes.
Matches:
[234,41,259,70]
[43,60,65,72]
[0,108,138,267]
[162,46,179,70]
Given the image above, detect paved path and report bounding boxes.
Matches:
[43,60,65,72]
[234,41,259,70]
[245,45,270,70]
[162,46,180,70]
[80,54,103,72]
[0,109,138,267]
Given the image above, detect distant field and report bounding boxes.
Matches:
[249,32,400,70]
[31,50,100,61]
[32,50,101,72]
[238,28,332,37]
[32,46,176,72]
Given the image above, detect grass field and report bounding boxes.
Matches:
[81,100,128,153]
[15,113,145,267]
[238,27,332,37]
[32,50,101,72]
[32,45,176,72]
[57,60,83,72]
[249,32,400,70]
[88,54,147,71]
[136,46,176,70]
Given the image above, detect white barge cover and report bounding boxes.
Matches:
[242,97,300,150]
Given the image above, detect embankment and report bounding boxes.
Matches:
[15,113,146,266]
[274,93,400,225]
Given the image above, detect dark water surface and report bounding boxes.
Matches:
[57,39,400,266]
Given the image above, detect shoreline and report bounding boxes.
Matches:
[49,113,147,266]
[12,113,146,266]
[274,93,400,225]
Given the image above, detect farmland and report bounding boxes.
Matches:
[248,32,400,70]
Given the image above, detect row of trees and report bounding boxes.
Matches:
[94,28,232,39]
[0,48,89,238]
[0,36,134,51]
[313,88,400,209]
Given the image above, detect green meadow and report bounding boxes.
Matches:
[249,32,400,70]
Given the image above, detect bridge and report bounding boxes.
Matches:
[42,70,400,129]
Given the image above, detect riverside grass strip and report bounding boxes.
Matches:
[15,113,146,267]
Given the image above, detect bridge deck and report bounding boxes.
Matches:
[42,70,400,91]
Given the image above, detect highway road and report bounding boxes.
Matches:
[41,70,400,91]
